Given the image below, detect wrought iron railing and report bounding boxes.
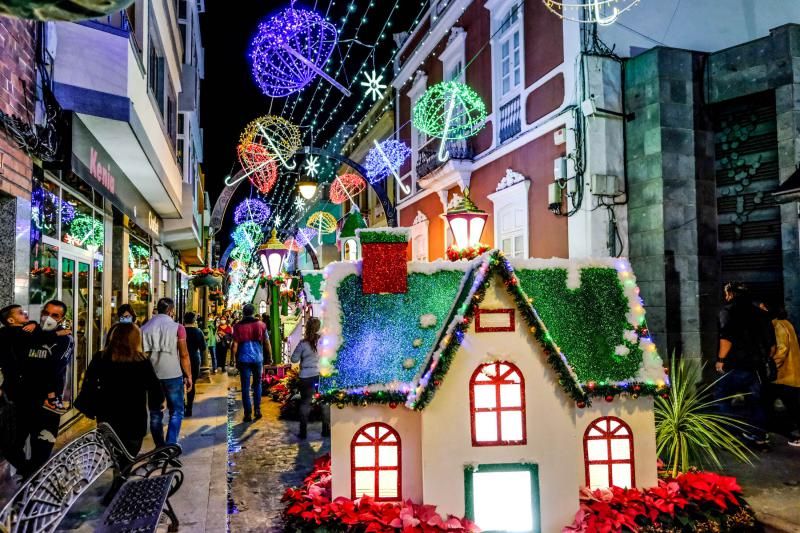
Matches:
[415,138,473,179]
[498,95,522,144]
[93,10,132,31]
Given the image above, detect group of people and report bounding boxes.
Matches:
[715,281,800,448]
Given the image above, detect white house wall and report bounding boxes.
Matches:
[420,276,579,531]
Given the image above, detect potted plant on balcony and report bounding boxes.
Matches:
[192,267,225,288]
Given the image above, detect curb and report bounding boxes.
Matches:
[759,512,800,533]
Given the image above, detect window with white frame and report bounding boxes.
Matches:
[351,423,401,501]
[258,300,267,315]
[497,4,522,103]
[584,416,635,489]
[488,169,530,259]
[410,211,429,261]
[440,27,466,83]
[407,71,428,193]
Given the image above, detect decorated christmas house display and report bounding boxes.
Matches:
[338,206,367,261]
[317,228,668,533]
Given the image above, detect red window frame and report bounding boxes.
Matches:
[469,362,527,446]
[583,416,636,488]
[350,422,402,501]
[475,308,516,332]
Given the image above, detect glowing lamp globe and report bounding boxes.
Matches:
[442,188,488,249]
[297,179,318,200]
[257,229,288,278]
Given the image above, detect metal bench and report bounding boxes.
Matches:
[0,423,183,533]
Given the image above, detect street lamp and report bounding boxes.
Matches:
[297,178,318,200]
[442,187,488,249]
[256,229,288,365]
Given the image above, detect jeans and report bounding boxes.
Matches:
[239,362,263,417]
[715,369,767,440]
[150,377,185,447]
[208,345,218,370]
[14,400,61,477]
[186,356,201,414]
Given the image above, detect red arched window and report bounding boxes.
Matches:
[351,423,401,501]
[469,362,526,446]
[584,416,635,489]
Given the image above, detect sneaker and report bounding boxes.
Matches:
[42,397,67,415]
[185,410,193,418]
[742,432,770,448]
[243,414,252,423]
[788,439,800,447]
[254,412,262,421]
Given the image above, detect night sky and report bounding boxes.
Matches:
[201,0,425,256]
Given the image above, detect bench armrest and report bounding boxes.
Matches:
[122,445,183,479]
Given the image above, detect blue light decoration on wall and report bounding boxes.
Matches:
[365,139,411,186]
[249,5,351,97]
[233,198,271,225]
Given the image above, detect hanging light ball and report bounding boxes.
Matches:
[232,221,264,250]
[542,0,640,25]
[365,140,411,184]
[237,143,279,195]
[233,198,271,225]
[306,211,337,235]
[328,173,367,205]
[249,7,338,97]
[412,81,487,141]
[240,115,301,168]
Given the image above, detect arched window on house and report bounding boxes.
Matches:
[258,300,267,315]
[470,362,526,446]
[584,416,635,489]
[351,422,401,501]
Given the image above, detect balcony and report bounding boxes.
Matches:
[498,95,522,144]
[162,181,203,254]
[415,137,473,180]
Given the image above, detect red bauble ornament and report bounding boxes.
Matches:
[389,402,398,409]
[633,384,641,392]
[576,401,587,409]
[605,395,614,402]
[433,379,441,387]
[587,381,596,390]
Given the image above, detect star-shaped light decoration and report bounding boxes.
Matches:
[293,196,306,211]
[360,69,387,102]
[274,214,283,227]
[303,155,320,177]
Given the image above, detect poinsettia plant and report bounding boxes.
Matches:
[283,454,479,533]
[196,267,225,277]
[564,471,757,532]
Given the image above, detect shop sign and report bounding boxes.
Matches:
[71,116,162,241]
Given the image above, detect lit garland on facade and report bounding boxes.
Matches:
[542,0,640,25]
[328,173,367,205]
[249,6,342,97]
[364,139,411,184]
[233,198,271,225]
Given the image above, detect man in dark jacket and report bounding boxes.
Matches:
[232,304,269,422]
[183,312,206,417]
[715,282,775,447]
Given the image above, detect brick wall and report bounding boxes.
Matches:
[0,15,35,200]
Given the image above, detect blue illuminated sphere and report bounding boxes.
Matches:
[249,7,338,97]
[365,140,411,184]
[233,198,270,225]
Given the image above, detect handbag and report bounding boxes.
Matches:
[74,351,107,419]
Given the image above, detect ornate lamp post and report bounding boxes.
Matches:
[256,229,288,364]
[442,188,489,253]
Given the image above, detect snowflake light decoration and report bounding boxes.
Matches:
[303,155,320,178]
[274,214,283,227]
[293,196,306,211]
[236,142,279,194]
[328,173,367,205]
[306,211,337,245]
[365,139,411,184]
[542,0,640,25]
[240,115,301,170]
[233,198,271,225]
[232,221,264,251]
[249,6,350,97]
[360,69,387,102]
[413,80,487,161]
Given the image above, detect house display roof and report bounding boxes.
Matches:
[339,209,367,239]
[318,250,668,409]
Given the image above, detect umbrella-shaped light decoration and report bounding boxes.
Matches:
[249,6,351,98]
[240,115,301,170]
[542,0,640,25]
[232,221,264,251]
[306,211,337,246]
[365,139,412,191]
[412,80,487,162]
[230,245,254,263]
[233,198,271,225]
[328,173,367,205]
[295,227,318,247]
[229,142,279,194]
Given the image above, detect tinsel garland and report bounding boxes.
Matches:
[446,244,490,261]
[357,230,409,244]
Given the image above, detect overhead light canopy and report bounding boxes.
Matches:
[256,228,288,278]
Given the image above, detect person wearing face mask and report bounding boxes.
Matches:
[216,317,233,371]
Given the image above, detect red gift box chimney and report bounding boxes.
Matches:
[357,228,410,294]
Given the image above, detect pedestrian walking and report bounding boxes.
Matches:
[216,317,233,370]
[183,312,206,417]
[206,315,220,372]
[769,306,800,446]
[0,302,73,477]
[290,317,330,440]
[232,304,268,422]
[141,298,192,447]
[715,282,775,448]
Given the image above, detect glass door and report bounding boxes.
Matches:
[59,253,93,409]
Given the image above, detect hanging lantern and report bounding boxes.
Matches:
[256,229,289,278]
[442,188,488,250]
[413,81,487,162]
[328,173,367,205]
[306,211,337,246]
[240,115,301,170]
[297,178,318,200]
[249,6,350,97]
[542,0,640,25]
[365,139,411,188]
[235,143,279,194]
[0,0,133,21]
[233,198,271,225]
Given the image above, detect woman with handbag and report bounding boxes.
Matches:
[76,322,164,457]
